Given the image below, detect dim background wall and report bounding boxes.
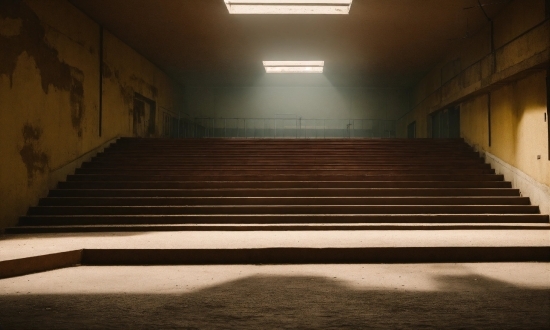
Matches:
[0,0,182,230]
[397,0,549,214]
[185,86,409,121]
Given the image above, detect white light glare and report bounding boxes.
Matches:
[224,0,353,15]
[263,61,324,73]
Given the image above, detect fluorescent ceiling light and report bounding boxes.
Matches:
[263,61,324,73]
[265,67,324,73]
[224,0,353,14]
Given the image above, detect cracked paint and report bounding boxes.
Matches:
[19,123,49,187]
[0,0,85,135]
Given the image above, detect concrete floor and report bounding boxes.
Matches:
[1,230,549,262]
[0,263,548,329]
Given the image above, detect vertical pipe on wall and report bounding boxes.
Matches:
[477,0,496,75]
[488,93,492,147]
[98,26,104,137]
[490,21,496,74]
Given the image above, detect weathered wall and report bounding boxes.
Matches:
[461,72,549,184]
[185,86,409,121]
[0,0,182,230]
[102,30,178,140]
[397,0,548,137]
[397,0,549,213]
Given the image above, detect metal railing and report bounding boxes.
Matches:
[170,117,396,139]
[161,107,180,138]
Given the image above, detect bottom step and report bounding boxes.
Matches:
[6,223,550,234]
[17,214,550,226]
[1,247,549,279]
[1,230,548,278]
[83,247,550,264]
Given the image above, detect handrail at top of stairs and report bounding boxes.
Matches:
[171,117,397,139]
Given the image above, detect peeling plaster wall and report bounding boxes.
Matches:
[396,0,549,214]
[0,0,181,229]
[101,30,177,140]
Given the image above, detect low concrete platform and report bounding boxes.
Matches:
[2,230,549,260]
[1,230,549,278]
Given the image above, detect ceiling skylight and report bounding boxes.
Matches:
[224,0,353,15]
[263,61,324,73]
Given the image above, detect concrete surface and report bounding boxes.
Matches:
[0,263,548,329]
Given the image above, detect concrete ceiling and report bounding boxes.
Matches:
[69,0,510,88]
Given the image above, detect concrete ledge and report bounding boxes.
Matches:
[82,247,550,265]
[1,228,547,278]
[0,250,82,279]
[1,245,548,279]
[483,151,550,216]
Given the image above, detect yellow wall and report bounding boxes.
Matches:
[397,0,549,187]
[460,72,549,187]
[459,94,490,151]
[490,72,548,185]
[0,0,182,229]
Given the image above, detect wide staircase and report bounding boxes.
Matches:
[6,138,550,264]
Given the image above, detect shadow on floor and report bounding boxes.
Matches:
[0,272,548,329]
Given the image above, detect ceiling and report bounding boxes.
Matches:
[69,0,510,88]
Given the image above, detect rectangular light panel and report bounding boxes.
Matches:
[263,61,324,73]
[224,0,353,14]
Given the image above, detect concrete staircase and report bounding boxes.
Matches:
[5,138,549,265]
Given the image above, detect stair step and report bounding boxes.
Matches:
[27,205,541,216]
[85,162,491,168]
[7,223,550,234]
[18,214,549,226]
[77,167,496,175]
[97,157,483,162]
[80,247,550,264]
[67,170,504,182]
[48,188,522,197]
[57,181,512,189]
[38,196,531,206]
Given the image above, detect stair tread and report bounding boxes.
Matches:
[7,223,550,234]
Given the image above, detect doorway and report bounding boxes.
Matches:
[407,121,416,138]
[430,106,460,138]
[133,93,157,137]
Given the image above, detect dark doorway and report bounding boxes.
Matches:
[407,121,416,138]
[431,106,460,138]
[133,93,157,137]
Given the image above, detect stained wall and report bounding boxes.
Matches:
[0,0,182,229]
